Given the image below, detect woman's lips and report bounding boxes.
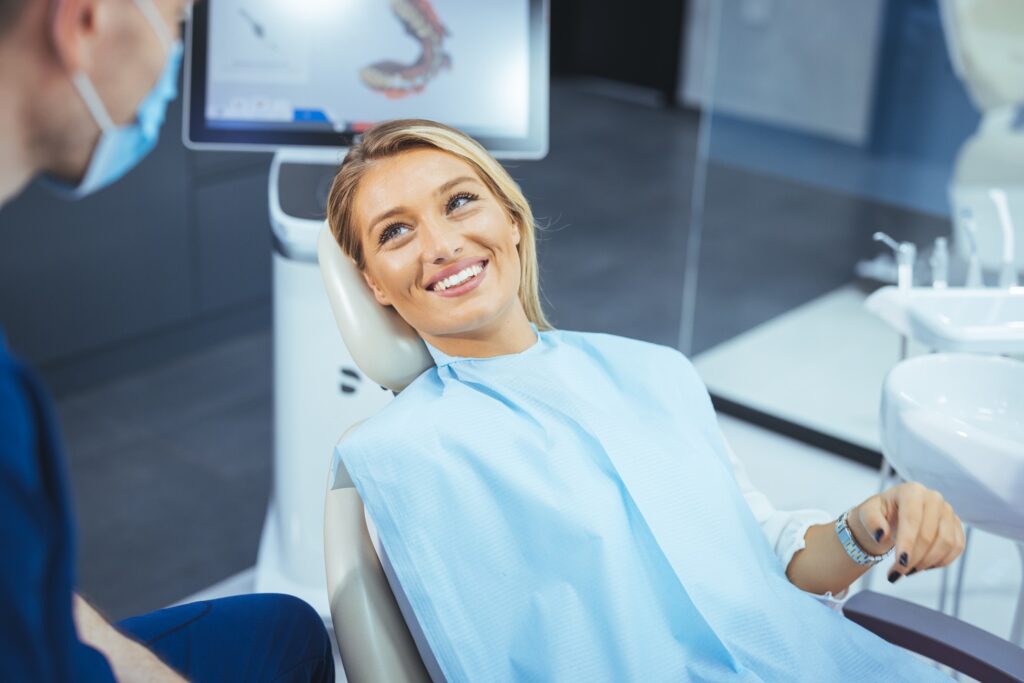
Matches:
[430,261,488,298]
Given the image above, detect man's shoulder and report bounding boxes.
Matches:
[0,343,36,468]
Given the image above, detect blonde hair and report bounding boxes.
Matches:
[326,118,552,331]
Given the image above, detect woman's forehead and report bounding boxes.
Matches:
[367,148,474,191]
[356,149,482,219]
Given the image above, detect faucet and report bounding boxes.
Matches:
[930,237,949,289]
[961,210,985,288]
[873,232,917,291]
[989,189,1019,288]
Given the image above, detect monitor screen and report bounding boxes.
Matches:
[184,0,549,158]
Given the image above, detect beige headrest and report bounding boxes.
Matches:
[317,223,433,393]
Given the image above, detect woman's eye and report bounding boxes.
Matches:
[379,223,409,245]
[447,192,478,213]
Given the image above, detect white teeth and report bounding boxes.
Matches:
[433,263,484,292]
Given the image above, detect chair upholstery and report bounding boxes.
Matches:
[317,223,433,682]
[316,225,431,395]
[844,590,1024,683]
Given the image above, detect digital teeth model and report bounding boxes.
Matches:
[432,263,484,292]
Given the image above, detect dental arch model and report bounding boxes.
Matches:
[361,0,451,99]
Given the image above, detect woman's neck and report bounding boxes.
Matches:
[421,304,538,359]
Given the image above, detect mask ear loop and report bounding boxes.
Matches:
[71,72,115,133]
[132,0,174,51]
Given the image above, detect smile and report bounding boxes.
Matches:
[429,260,488,296]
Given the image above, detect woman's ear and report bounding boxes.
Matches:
[361,270,392,306]
[512,217,521,246]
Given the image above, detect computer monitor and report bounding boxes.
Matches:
[183,0,549,158]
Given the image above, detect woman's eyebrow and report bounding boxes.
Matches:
[434,175,478,197]
[367,176,479,236]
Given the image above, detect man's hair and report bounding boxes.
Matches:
[0,0,30,37]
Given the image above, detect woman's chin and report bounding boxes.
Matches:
[404,288,518,340]
[419,309,502,340]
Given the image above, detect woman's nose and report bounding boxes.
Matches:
[419,218,463,263]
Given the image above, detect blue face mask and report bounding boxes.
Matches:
[48,0,182,199]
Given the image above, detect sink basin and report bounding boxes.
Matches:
[881,353,1024,541]
[865,286,1024,353]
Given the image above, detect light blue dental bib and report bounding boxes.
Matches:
[335,328,949,682]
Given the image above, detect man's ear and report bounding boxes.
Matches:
[49,0,102,72]
[361,270,392,307]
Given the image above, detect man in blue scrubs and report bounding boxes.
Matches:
[0,0,334,680]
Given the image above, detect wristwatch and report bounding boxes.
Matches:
[835,508,890,566]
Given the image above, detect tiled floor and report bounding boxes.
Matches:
[60,332,274,618]
[694,284,934,452]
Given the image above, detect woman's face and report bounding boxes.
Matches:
[353,148,523,341]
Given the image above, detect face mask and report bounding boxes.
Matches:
[48,0,182,199]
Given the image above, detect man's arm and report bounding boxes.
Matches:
[73,594,187,683]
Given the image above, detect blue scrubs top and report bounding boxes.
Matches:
[0,330,114,681]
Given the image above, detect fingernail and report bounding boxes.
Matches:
[899,552,908,567]
[874,528,884,543]
[907,568,918,576]
[888,571,901,584]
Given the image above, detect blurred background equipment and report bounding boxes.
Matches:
[183,0,549,617]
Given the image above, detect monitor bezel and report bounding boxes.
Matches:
[182,1,549,159]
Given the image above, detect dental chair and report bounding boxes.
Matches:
[315,223,1024,683]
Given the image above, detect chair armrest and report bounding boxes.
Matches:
[324,485,431,683]
[844,590,1024,683]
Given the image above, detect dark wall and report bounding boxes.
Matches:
[0,90,274,395]
[0,4,693,394]
[551,0,688,103]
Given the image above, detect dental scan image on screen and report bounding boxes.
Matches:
[205,0,531,139]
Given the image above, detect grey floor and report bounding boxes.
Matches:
[62,333,272,619]
[61,79,952,619]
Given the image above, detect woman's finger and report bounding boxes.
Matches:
[907,489,945,573]
[854,497,893,553]
[927,512,966,571]
[887,483,925,582]
[911,512,958,573]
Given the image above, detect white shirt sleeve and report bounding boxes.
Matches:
[722,438,850,610]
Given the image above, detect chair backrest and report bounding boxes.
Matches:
[317,223,436,682]
[316,224,432,393]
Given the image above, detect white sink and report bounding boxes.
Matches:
[865,286,1024,353]
[881,353,1024,541]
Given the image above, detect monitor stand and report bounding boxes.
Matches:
[256,149,394,617]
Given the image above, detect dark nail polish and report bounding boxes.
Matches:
[887,571,901,584]
[907,568,918,576]
[874,528,884,543]
[899,552,908,567]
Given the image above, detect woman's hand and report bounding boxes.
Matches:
[849,482,966,583]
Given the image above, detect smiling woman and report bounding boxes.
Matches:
[324,119,962,683]
[326,118,550,359]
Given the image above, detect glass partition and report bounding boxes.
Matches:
[680,0,994,461]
